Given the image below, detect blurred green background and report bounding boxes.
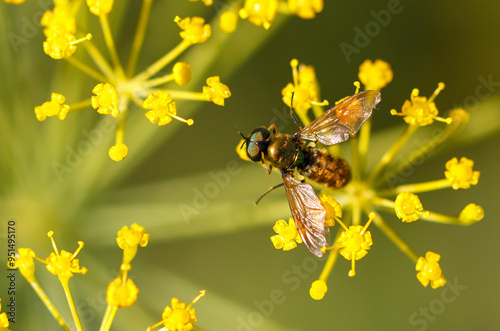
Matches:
[1,0,500,330]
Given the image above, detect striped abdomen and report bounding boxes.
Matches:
[296,146,351,189]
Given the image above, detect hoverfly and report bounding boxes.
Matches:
[241,91,381,257]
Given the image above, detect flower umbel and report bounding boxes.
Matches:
[238,59,483,298]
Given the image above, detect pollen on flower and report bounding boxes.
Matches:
[91,83,120,117]
[172,62,192,86]
[117,223,149,264]
[309,280,327,300]
[109,143,128,162]
[203,76,231,106]
[394,192,430,222]
[106,277,139,307]
[34,93,70,121]
[15,248,37,282]
[239,0,278,30]
[175,16,211,44]
[86,0,114,16]
[270,218,302,251]
[219,10,238,33]
[390,83,451,126]
[330,213,375,277]
[358,59,393,91]
[44,231,87,281]
[444,157,480,190]
[160,291,206,331]
[416,251,446,289]
[459,203,484,225]
[143,90,193,126]
[320,195,342,227]
[287,0,324,19]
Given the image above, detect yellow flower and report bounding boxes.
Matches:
[390,83,451,126]
[445,157,480,190]
[44,231,87,282]
[143,90,194,126]
[416,252,446,289]
[394,192,430,222]
[335,213,374,277]
[320,194,342,226]
[287,0,324,19]
[175,16,211,44]
[219,10,239,33]
[0,299,9,329]
[157,291,206,331]
[43,29,78,59]
[239,0,278,30]
[34,93,70,121]
[172,62,192,86]
[358,59,393,91]
[116,223,149,264]
[86,0,114,16]
[309,280,327,300]
[270,218,302,251]
[106,277,139,308]
[459,203,484,225]
[109,143,129,162]
[41,5,76,37]
[91,83,120,117]
[203,76,231,106]
[14,248,36,282]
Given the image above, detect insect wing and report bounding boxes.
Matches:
[282,172,329,257]
[297,90,381,145]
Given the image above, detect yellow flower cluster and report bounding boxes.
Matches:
[238,58,484,299]
[33,1,231,162]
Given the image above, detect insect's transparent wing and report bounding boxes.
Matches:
[297,90,381,145]
[282,172,329,257]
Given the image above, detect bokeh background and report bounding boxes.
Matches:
[1,1,500,330]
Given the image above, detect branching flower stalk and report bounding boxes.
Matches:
[238,59,485,299]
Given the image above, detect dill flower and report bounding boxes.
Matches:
[32,1,231,161]
[238,58,485,298]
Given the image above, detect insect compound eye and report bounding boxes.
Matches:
[246,127,271,162]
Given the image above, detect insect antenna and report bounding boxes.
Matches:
[254,183,285,205]
[237,128,249,150]
[289,91,303,130]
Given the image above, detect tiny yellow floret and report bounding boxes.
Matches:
[270,218,302,251]
[239,0,278,30]
[175,16,211,44]
[143,90,193,126]
[109,143,128,162]
[358,59,393,91]
[445,157,480,190]
[161,291,206,331]
[288,0,324,19]
[172,62,192,86]
[203,76,231,106]
[117,223,150,264]
[336,213,374,277]
[86,0,114,16]
[219,10,239,33]
[44,232,87,282]
[416,251,446,289]
[320,195,342,227]
[459,203,484,225]
[91,83,120,117]
[309,280,327,300]
[34,93,70,121]
[394,192,429,222]
[236,139,251,161]
[41,6,76,37]
[15,248,36,282]
[390,83,451,126]
[43,29,78,59]
[106,277,139,307]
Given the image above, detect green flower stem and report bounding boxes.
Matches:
[126,0,154,78]
[65,56,108,83]
[29,279,71,331]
